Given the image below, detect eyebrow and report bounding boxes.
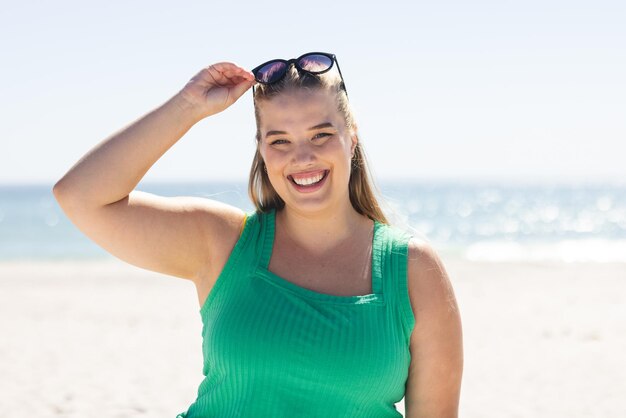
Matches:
[265,122,335,138]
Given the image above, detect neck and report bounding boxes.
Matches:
[276,200,371,254]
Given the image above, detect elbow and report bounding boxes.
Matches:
[52,181,72,215]
[52,180,64,201]
[52,179,71,203]
[52,178,82,213]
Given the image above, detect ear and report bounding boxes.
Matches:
[257,143,266,162]
[350,129,358,156]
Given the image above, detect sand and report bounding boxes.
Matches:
[0,256,624,417]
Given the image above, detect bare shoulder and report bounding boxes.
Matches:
[404,237,463,417]
[185,197,246,238]
[188,198,250,309]
[406,238,460,319]
[187,198,247,278]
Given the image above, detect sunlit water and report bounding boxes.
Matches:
[1,181,625,263]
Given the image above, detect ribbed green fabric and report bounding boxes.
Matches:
[176,208,415,417]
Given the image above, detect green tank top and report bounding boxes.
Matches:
[176,208,415,417]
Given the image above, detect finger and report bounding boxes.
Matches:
[229,77,256,101]
[205,65,254,87]
[209,62,254,80]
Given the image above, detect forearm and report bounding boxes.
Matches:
[53,92,202,207]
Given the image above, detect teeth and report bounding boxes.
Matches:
[292,172,325,186]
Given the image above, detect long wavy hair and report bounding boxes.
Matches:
[248,65,389,224]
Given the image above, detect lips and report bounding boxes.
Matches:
[287,170,329,190]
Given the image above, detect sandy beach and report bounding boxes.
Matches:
[1,256,624,417]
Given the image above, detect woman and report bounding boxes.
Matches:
[53,52,463,417]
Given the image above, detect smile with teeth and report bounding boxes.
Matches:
[289,170,328,186]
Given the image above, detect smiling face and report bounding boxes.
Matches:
[257,88,357,216]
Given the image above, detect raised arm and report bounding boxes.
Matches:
[53,63,256,282]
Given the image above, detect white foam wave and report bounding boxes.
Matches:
[463,239,626,263]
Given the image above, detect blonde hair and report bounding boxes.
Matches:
[248,65,389,224]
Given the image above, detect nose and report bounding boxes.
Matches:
[291,141,317,166]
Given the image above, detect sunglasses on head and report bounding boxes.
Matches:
[251,51,348,98]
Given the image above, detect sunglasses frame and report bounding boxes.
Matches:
[251,51,348,98]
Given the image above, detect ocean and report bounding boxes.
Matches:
[1,181,626,263]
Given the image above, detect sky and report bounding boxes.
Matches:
[1,0,624,186]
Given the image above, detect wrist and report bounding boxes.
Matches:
[169,92,206,125]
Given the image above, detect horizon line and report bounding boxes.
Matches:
[2,177,626,189]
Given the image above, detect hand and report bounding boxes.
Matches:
[177,62,256,119]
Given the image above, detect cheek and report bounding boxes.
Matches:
[262,149,285,170]
[259,143,275,163]
[329,141,353,165]
[261,151,290,184]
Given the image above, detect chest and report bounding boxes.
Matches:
[201,277,410,403]
[268,234,374,297]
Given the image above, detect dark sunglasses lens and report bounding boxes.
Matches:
[298,54,333,73]
[255,61,287,83]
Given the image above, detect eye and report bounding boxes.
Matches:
[313,132,332,140]
[269,139,289,145]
